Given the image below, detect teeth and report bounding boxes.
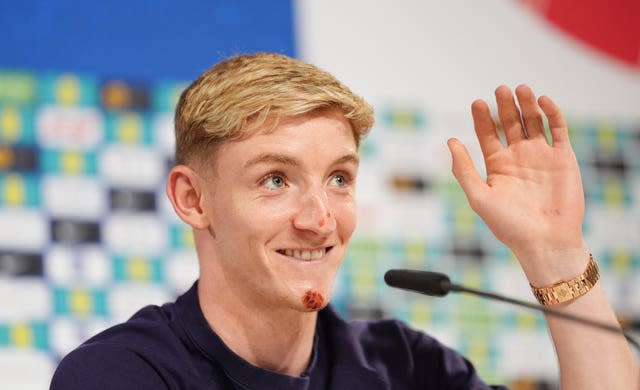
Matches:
[283,249,325,261]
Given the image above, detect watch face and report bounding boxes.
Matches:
[556,285,572,301]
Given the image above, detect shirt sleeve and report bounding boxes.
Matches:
[50,342,170,390]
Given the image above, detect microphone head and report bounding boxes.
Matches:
[384,269,451,297]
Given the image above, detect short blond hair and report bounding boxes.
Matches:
[173,52,374,166]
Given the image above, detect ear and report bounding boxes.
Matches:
[166,165,210,230]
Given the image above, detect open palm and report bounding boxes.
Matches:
[448,85,586,280]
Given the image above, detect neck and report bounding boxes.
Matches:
[197,272,318,376]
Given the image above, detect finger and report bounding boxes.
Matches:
[538,95,569,147]
[495,85,526,144]
[471,99,503,159]
[447,138,488,211]
[515,84,547,141]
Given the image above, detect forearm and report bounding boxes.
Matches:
[522,250,639,389]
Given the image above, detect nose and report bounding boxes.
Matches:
[293,189,336,235]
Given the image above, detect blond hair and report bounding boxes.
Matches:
[173,52,374,166]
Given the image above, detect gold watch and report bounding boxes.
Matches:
[530,253,600,306]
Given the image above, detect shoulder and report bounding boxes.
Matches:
[50,341,170,389]
[333,314,447,369]
[320,307,504,389]
[51,304,188,389]
[321,307,443,362]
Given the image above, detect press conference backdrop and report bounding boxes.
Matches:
[1,0,639,388]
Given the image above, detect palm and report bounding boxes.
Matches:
[449,85,585,259]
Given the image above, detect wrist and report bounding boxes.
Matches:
[530,253,599,306]
[514,242,591,287]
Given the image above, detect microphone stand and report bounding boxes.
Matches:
[444,280,640,351]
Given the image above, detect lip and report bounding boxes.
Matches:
[276,246,334,261]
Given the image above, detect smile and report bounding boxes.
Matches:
[277,247,332,261]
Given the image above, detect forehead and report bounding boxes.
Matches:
[194,109,358,180]
[251,108,353,138]
[222,110,356,160]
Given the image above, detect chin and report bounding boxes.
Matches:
[287,279,334,312]
[300,289,328,311]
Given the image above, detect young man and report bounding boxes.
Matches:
[51,52,639,389]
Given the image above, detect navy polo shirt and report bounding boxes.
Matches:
[50,282,507,389]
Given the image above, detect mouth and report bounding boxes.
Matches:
[277,247,334,261]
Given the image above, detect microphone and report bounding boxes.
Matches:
[384,269,640,351]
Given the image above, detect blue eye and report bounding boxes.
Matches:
[331,174,348,187]
[262,174,286,189]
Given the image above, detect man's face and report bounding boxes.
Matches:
[199,109,358,312]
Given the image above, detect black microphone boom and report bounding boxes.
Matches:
[384,269,640,351]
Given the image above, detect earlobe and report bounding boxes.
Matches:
[166,165,210,229]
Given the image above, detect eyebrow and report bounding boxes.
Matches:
[244,152,360,169]
[244,153,300,169]
[333,153,360,167]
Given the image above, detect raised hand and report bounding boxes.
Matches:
[447,85,588,284]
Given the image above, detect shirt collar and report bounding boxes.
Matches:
[175,281,390,389]
[175,281,319,390]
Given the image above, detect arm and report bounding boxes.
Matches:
[447,84,639,389]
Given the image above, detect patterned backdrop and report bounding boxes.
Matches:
[0,68,638,388]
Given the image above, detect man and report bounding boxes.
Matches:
[51,52,639,389]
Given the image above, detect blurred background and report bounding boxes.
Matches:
[1,0,639,388]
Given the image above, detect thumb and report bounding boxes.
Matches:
[447,138,487,208]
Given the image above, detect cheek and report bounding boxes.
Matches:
[253,192,300,220]
[334,198,357,235]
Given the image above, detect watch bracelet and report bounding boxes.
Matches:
[530,253,600,306]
